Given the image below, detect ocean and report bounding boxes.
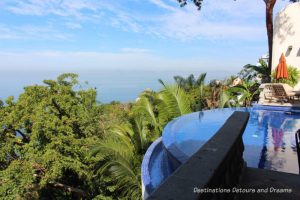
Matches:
[0,69,237,103]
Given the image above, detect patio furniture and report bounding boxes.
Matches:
[296,129,300,173]
[264,84,275,102]
[292,90,300,100]
[272,84,295,104]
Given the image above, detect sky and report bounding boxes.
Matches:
[0,0,292,73]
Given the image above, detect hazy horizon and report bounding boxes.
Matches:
[0,68,238,103]
[0,0,292,102]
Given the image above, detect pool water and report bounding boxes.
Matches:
[142,107,300,196]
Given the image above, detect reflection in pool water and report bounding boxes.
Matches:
[143,107,300,196]
[163,108,299,174]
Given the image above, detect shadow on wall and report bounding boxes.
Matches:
[297,48,300,57]
[274,12,295,44]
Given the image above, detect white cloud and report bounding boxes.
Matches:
[120,48,151,53]
[143,0,290,41]
[0,24,70,40]
[110,12,141,33]
[0,25,19,39]
[144,4,264,41]
[65,22,82,29]
[149,0,177,11]
[4,0,98,19]
[0,0,292,41]
[0,50,244,73]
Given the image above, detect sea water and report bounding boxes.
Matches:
[0,69,236,103]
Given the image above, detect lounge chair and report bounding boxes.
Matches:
[288,85,300,99]
[272,84,295,104]
[296,129,300,173]
[264,84,275,102]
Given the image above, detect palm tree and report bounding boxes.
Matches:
[173,73,207,111]
[240,59,269,83]
[218,89,237,108]
[90,118,150,199]
[157,81,192,123]
[173,74,195,92]
[195,73,206,97]
[206,80,224,109]
[228,81,260,107]
[132,95,162,137]
[92,82,192,199]
[133,81,192,135]
[173,73,206,92]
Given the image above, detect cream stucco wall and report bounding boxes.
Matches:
[272,2,300,89]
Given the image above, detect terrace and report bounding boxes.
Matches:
[142,111,300,200]
[254,83,300,115]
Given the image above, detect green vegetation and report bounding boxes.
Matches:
[1,60,295,199]
[271,65,300,87]
[0,73,194,199]
[0,74,102,199]
[240,59,269,83]
[228,81,260,107]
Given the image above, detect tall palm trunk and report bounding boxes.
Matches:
[265,0,277,82]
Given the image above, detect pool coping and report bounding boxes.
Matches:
[162,117,190,163]
[141,137,162,198]
[163,105,300,165]
[253,103,300,112]
[144,105,299,199]
[162,108,250,164]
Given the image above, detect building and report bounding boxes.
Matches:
[272,2,300,89]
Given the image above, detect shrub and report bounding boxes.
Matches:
[272,65,300,87]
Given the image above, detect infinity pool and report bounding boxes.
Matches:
[142,107,299,197]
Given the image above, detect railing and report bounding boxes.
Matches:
[147,111,249,200]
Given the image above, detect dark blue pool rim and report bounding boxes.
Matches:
[143,105,300,197]
[162,105,300,164]
[162,116,191,163]
[162,108,250,163]
[252,103,300,112]
[141,137,162,194]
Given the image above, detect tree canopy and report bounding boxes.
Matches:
[0,68,275,199]
[0,73,102,199]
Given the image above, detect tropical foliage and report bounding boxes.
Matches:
[228,80,260,107]
[90,81,193,199]
[1,61,293,199]
[173,73,206,111]
[0,74,102,199]
[90,119,147,199]
[271,65,300,87]
[1,2,299,199]
[239,59,269,83]
[0,73,195,199]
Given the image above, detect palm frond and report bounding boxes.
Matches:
[132,96,160,134]
[173,76,186,88]
[158,79,166,87]
[187,74,195,88]
[219,90,231,108]
[158,84,192,119]
[196,73,206,86]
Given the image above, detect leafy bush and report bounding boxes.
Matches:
[272,65,300,87]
